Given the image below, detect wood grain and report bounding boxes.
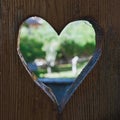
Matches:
[0,0,120,120]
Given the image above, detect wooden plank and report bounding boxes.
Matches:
[0,0,120,119]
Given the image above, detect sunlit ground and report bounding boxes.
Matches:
[34,60,88,78]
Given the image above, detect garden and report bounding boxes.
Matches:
[19,17,96,79]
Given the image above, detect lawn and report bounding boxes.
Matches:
[34,60,89,78]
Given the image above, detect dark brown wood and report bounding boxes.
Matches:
[0,0,120,120]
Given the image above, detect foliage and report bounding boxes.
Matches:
[57,21,96,59]
[19,19,96,63]
[20,27,45,62]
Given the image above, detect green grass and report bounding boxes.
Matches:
[34,60,89,78]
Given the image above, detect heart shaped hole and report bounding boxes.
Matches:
[17,16,102,112]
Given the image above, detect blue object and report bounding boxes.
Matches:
[37,78,74,104]
[27,63,38,71]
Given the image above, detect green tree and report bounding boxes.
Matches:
[20,35,45,62]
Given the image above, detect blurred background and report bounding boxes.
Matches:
[19,17,96,79]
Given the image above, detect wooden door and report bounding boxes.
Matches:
[0,0,120,120]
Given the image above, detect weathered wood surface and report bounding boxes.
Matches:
[0,0,120,120]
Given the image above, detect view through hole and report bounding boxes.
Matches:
[18,16,96,104]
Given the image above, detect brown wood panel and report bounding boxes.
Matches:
[0,0,120,120]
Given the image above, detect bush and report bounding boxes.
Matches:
[19,19,96,63]
[57,39,95,60]
[20,35,45,62]
[56,21,96,60]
